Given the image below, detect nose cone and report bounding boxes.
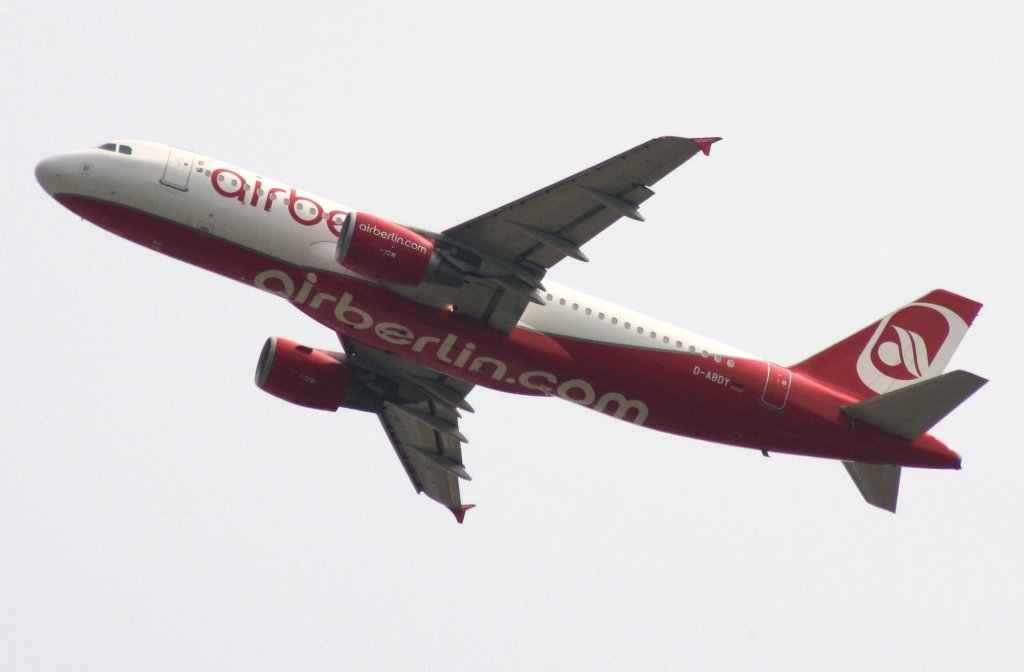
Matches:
[35,154,69,196]
[36,151,96,198]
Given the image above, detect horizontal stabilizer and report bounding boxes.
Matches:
[843,462,901,512]
[841,370,987,441]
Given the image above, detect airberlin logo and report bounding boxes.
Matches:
[856,302,968,394]
[254,269,649,425]
[210,167,347,237]
[878,325,930,378]
[358,222,428,254]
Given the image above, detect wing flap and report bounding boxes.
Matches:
[343,338,476,522]
[444,136,707,267]
[379,401,468,511]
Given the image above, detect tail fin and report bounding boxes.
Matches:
[791,290,982,399]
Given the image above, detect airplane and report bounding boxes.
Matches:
[35,136,986,521]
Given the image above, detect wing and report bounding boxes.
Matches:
[419,136,719,331]
[342,337,477,523]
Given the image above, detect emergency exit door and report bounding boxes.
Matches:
[761,363,792,412]
[160,146,195,191]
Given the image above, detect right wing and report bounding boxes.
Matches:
[342,338,477,522]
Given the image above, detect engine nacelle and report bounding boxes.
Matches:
[255,337,377,412]
[335,212,461,286]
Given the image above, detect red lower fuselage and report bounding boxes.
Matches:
[56,193,961,470]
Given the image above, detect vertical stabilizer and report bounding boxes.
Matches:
[792,290,982,399]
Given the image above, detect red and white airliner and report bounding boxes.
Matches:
[36,137,985,520]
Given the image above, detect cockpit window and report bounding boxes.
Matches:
[97,142,133,155]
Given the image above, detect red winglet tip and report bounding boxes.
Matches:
[452,504,476,524]
[691,137,722,156]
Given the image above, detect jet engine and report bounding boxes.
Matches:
[335,212,462,286]
[255,337,377,412]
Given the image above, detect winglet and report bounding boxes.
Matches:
[691,137,722,156]
[451,504,476,524]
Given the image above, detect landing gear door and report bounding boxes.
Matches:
[160,146,195,191]
[760,363,792,412]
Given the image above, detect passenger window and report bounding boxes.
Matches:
[572,303,579,310]
[598,313,605,320]
[611,317,618,325]
[559,298,566,306]
[637,326,643,334]
[624,322,631,329]
[585,308,592,315]
[118,145,133,155]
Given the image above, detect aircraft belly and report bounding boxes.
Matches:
[60,197,961,471]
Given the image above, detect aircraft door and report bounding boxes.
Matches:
[160,146,195,191]
[760,363,792,412]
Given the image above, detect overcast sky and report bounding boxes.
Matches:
[2,2,1021,670]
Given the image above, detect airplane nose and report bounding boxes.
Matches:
[35,154,65,196]
[35,152,88,197]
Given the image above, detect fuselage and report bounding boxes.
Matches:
[35,140,961,469]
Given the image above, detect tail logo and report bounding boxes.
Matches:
[856,302,968,394]
[878,326,930,378]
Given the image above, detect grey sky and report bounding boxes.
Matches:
[3,2,1021,669]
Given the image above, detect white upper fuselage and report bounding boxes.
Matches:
[35,140,751,365]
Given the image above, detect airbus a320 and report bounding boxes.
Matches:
[36,137,986,521]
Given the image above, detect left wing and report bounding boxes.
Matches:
[342,338,477,523]
[403,136,719,332]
